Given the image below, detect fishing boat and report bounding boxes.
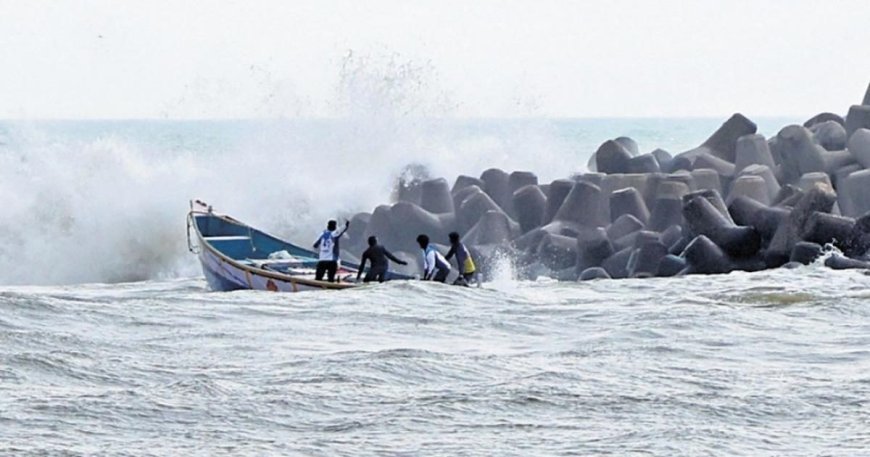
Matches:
[186,200,410,292]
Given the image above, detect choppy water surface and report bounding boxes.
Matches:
[2,266,868,456]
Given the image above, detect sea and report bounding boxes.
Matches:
[2,118,870,456]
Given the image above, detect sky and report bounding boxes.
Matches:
[1,0,869,119]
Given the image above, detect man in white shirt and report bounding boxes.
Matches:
[416,234,451,283]
[313,219,349,282]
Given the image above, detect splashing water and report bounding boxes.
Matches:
[483,249,520,292]
[0,53,801,286]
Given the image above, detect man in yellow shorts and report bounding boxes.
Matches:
[445,232,476,287]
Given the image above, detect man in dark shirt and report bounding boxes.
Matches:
[356,236,408,283]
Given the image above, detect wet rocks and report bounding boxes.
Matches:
[352,82,870,279]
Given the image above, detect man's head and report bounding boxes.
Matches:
[367,236,377,247]
[327,220,337,231]
[416,234,429,249]
[448,232,460,244]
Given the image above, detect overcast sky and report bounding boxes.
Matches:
[1,0,869,119]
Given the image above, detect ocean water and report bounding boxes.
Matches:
[5,117,870,456]
[2,267,869,455]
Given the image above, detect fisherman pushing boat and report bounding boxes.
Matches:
[356,236,408,283]
[416,234,451,283]
[445,231,477,286]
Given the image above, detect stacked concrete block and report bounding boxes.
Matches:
[353,82,870,280]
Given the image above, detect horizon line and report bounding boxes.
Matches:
[0,114,810,123]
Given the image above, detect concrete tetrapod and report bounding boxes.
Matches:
[800,212,855,250]
[766,183,838,266]
[553,181,607,228]
[543,179,574,225]
[575,227,615,272]
[734,133,776,173]
[609,187,650,224]
[790,241,823,265]
[810,120,847,151]
[727,196,790,243]
[682,195,761,258]
[680,235,731,274]
[420,178,455,215]
[480,168,513,216]
[627,241,668,278]
[512,185,547,234]
[846,105,870,138]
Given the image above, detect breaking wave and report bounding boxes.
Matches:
[0,54,584,285]
[0,53,796,286]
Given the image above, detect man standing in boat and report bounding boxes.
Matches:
[356,236,408,283]
[313,219,349,282]
[416,234,451,283]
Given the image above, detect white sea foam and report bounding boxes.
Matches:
[0,55,584,285]
[0,54,798,286]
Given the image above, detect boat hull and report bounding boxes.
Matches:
[196,245,353,292]
[187,203,373,293]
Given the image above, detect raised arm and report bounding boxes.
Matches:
[335,220,350,239]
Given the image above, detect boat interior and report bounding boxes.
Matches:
[192,213,347,275]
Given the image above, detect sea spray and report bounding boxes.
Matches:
[0,56,581,285]
[0,53,799,286]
